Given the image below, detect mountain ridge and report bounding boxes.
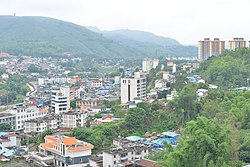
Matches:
[0,16,197,58]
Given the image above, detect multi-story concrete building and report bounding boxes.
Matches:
[9,106,48,131]
[0,113,15,130]
[39,135,94,167]
[121,72,146,104]
[76,99,101,110]
[142,59,159,73]
[198,38,225,61]
[62,111,89,128]
[24,114,60,133]
[51,86,70,114]
[90,79,103,88]
[103,146,150,167]
[228,38,246,50]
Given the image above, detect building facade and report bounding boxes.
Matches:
[198,38,225,61]
[62,112,89,128]
[39,135,94,167]
[24,114,60,133]
[142,59,159,73]
[228,38,246,50]
[103,146,150,167]
[9,106,48,131]
[121,72,146,104]
[51,86,70,114]
[0,113,15,130]
[76,100,101,110]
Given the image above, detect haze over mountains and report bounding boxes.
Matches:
[0,16,197,59]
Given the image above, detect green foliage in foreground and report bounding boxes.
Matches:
[160,116,242,167]
[0,123,12,130]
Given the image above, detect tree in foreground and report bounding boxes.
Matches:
[160,116,242,167]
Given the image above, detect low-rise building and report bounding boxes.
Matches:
[39,135,94,167]
[0,132,17,148]
[103,146,150,167]
[76,100,101,110]
[90,114,121,126]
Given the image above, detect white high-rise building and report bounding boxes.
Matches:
[121,72,146,104]
[142,59,159,73]
[51,86,70,114]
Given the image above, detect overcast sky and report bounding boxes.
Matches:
[0,0,249,44]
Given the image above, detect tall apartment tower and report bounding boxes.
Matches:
[142,59,159,73]
[121,72,146,104]
[228,38,246,50]
[198,38,225,61]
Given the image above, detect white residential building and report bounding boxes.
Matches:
[121,72,146,104]
[103,146,150,167]
[62,111,89,128]
[24,114,60,133]
[51,86,70,114]
[142,59,159,73]
[9,106,48,131]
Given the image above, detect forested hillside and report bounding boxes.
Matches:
[198,48,250,89]
[0,16,197,59]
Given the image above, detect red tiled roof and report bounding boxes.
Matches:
[62,137,77,146]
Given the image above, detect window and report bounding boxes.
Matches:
[114,155,116,158]
[114,161,116,164]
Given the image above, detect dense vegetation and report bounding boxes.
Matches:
[198,48,250,89]
[0,74,29,105]
[0,16,197,58]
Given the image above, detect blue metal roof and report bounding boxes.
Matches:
[162,131,179,138]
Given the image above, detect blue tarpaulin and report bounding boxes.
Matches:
[152,137,177,147]
[126,136,144,142]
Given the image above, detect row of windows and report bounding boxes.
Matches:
[17,113,45,119]
[0,118,14,122]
